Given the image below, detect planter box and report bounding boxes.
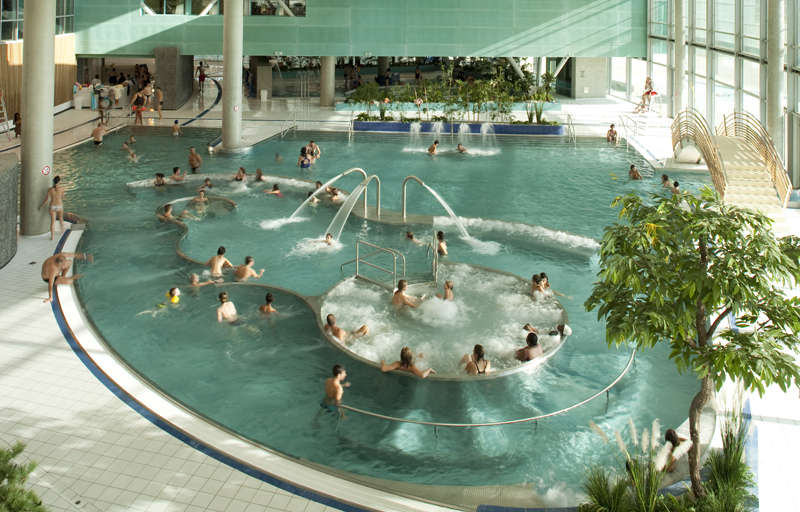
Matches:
[337,101,562,112]
[352,121,565,136]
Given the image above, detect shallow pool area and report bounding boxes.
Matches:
[54,126,712,501]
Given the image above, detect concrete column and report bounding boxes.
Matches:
[538,57,547,81]
[20,0,56,236]
[766,0,786,148]
[154,47,194,110]
[319,56,336,107]
[222,0,243,150]
[672,0,686,117]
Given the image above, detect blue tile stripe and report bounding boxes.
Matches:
[182,79,222,127]
[48,230,376,512]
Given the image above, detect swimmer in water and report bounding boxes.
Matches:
[515,331,543,362]
[461,344,490,375]
[435,280,454,301]
[275,152,283,163]
[206,246,233,278]
[539,272,565,297]
[629,164,642,180]
[154,173,167,187]
[264,184,283,197]
[172,120,182,136]
[661,174,671,188]
[392,279,419,309]
[307,191,320,204]
[456,143,467,153]
[192,189,209,203]
[321,233,334,246]
[428,140,439,155]
[127,135,136,145]
[157,203,176,222]
[531,274,546,296]
[671,181,680,194]
[405,231,425,246]
[199,177,213,192]
[254,168,266,182]
[436,231,448,256]
[381,347,435,378]
[163,287,181,305]
[298,147,312,169]
[190,273,219,287]
[233,167,246,182]
[323,313,368,344]
[170,166,185,182]
[327,187,342,203]
[305,140,321,159]
[322,364,349,410]
[234,256,265,282]
[315,181,323,190]
[259,292,277,314]
[216,291,238,323]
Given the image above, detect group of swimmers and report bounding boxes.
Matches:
[298,140,322,169]
[427,140,468,155]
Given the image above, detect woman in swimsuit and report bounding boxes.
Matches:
[233,167,246,182]
[462,344,490,375]
[297,147,312,169]
[381,347,435,378]
[39,176,66,240]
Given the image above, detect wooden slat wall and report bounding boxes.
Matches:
[0,34,77,121]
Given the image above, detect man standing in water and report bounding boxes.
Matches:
[428,140,439,155]
[91,122,106,146]
[206,246,233,278]
[39,176,66,240]
[234,256,265,282]
[216,291,238,323]
[188,146,203,174]
[323,365,350,409]
[41,252,92,303]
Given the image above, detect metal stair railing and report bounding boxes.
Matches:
[566,113,576,146]
[671,108,728,199]
[340,240,406,291]
[716,111,792,208]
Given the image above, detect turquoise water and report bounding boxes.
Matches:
[57,127,710,498]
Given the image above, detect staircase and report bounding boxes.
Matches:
[712,135,783,212]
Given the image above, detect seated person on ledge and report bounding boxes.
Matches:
[154,173,167,187]
[461,344,490,375]
[41,252,92,303]
[392,279,419,309]
[381,346,436,379]
[515,328,543,362]
[606,124,618,144]
[664,428,689,472]
[324,313,368,344]
[190,273,219,287]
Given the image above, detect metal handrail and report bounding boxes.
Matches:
[401,175,426,221]
[338,348,636,428]
[353,240,406,290]
[671,109,728,199]
[716,111,792,208]
[566,113,576,145]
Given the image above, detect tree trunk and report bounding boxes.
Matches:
[688,375,714,496]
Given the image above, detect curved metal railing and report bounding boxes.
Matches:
[671,109,728,199]
[338,348,636,428]
[716,111,792,208]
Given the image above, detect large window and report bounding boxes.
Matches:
[650,0,669,37]
[713,0,736,49]
[741,0,760,55]
[1,0,75,40]
[610,57,627,97]
[694,0,707,42]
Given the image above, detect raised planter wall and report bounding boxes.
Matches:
[352,121,565,136]
[0,154,19,269]
[336,101,562,112]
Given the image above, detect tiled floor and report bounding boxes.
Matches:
[2,88,799,512]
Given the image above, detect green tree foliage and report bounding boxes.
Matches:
[0,442,47,512]
[585,188,800,497]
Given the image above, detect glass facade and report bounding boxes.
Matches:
[611,0,800,125]
[1,0,75,40]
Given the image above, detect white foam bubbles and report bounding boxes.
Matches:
[463,236,502,255]
[259,216,307,230]
[288,237,344,257]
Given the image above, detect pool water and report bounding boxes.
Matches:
[56,127,710,499]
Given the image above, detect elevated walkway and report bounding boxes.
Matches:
[671,109,791,212]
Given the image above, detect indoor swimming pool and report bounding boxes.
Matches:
[54,126,713,501]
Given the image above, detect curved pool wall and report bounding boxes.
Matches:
[53,126,712,505]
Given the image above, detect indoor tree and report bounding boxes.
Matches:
[585,188,800,497]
